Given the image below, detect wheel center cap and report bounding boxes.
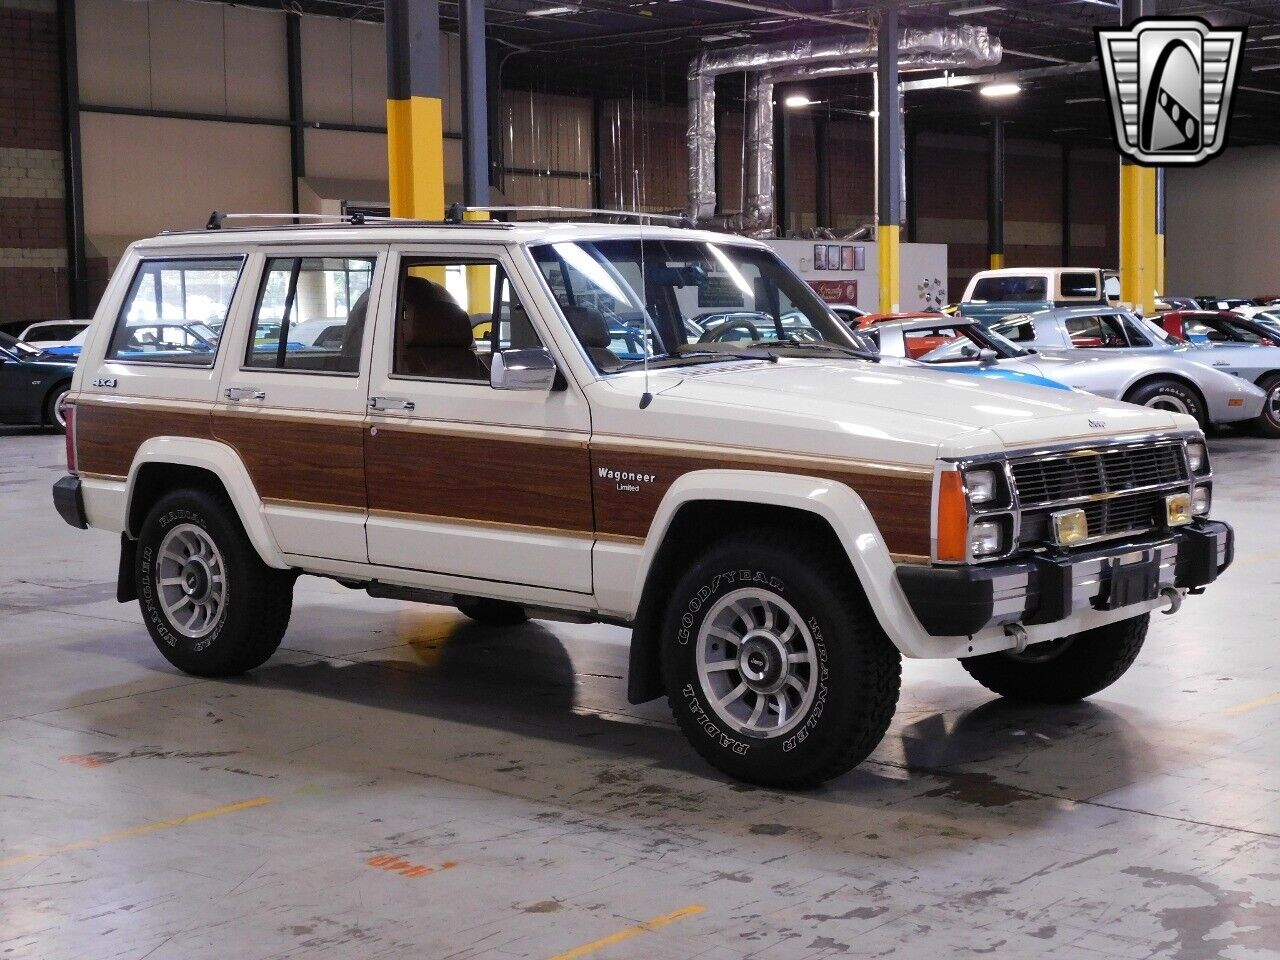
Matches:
[181,559,211,602]
[737,632,787,694]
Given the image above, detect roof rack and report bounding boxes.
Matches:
[446,203,692,227]
[189,207,693,235]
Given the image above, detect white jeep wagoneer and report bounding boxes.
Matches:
[52,212,1233,787]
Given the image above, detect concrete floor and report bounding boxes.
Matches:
[1,429,1278,960]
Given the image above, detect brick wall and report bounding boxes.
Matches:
[0,0,69,321]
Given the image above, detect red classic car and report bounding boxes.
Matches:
[1159,310,1278,346]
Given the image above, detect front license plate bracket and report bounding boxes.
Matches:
[1096,556,1160,611]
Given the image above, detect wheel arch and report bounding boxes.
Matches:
[125,437,287,569]
[624,469,929,704]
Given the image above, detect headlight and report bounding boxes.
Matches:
[970,520,1003,557]
[1186,441,1208,473]
[1192,484,1211,516]
[966,468,999,505]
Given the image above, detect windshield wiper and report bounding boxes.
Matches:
[764,338,878,361]
[616,350,779,371]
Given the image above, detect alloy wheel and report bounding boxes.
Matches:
[155,523,227,639]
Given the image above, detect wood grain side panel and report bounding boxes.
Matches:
[366,427,594,531]
[590,445,934,557]
[212,412,367,509]
[75,401,214,478]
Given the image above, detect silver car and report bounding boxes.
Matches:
[963,307,1271,433]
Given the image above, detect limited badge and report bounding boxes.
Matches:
[1096,17,1245,166]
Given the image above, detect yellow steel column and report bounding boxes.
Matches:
[878,226,901,314]
[464,210,492,314]
[1119,163,1156,314]
[385,0,444,222]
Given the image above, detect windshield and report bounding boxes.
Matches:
[0,331,41,359]
[530,238,868,371]
[970,276,1047,303]
[916,324,1026,363]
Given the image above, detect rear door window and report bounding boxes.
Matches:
[970,276,1047,302]
[245,257,374,374]
[107,258,242,365]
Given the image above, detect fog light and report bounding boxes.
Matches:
[966,468,998,504]
[1192,485,1211,516]
[1052,508,1089,546]
[1186,441,1206,473]
[1166,492,1193,526]
[970,520,1003,557]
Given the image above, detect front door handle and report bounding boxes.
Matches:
[225,387,266,401]
[369,396,415,411]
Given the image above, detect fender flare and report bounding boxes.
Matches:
[629,468,931,657]
[125,437,288,569]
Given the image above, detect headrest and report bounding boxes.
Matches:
[562,305,612,350]
[402,277,473,349]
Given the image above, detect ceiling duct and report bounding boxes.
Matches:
[687,25,1002,229]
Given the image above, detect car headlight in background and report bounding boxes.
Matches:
[970,520,1003,557]
[1186,441,1208,474]
[966,468,999,504]
[1192,485,1211,516]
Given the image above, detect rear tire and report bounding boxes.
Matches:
[960,613,1148,703]
[1255,373,1280,438]
[1126,380,1206,428]
[456,598,528,626]
[660,530,901,789]
[45,384,70,432]
[136,488,294,676]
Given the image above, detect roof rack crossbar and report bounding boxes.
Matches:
[450,204,691,226]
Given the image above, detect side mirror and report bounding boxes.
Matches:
[491,347,557,392]
[976,348,999,365]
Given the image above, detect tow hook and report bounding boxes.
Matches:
[1004,622,1029,654]
[1160,587,1184,616]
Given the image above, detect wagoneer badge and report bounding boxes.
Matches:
[598,466,656,494]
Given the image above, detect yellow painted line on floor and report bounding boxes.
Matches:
[545,904,706,960]
[1225,692,1280,717]
[0,796,272,868]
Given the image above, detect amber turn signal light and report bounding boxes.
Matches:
[936,471,969,561]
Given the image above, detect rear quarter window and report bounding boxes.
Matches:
[970,276,1047,302]
[1060,272,1100,298]
[106,257,243,366]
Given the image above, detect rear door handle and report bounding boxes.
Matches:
[225,387,266,401]
[369,396,415,411]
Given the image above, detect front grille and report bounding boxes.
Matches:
[1010,441,1189,547]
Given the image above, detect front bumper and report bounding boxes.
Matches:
[896,520,1233,637]
[52,474,88,529]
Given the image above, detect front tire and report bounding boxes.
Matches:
[1255,373,1280,438]
[1126,380,1206,428]
[660,531,901,788]
[136,488,294,676]
[960,613,1148,703]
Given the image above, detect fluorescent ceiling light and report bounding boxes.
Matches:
[1252,63,1280,71]
[1262,33,1280,41]
[784,94,816,108]
[1065,96,1103,104]
[980,82,1022,97]
[949,4,1003,15]
[527,4,579,15]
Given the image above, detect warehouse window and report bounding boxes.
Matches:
[106,257,243,365]
[245,257,375,374]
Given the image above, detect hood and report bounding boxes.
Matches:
[596,358,1183,463]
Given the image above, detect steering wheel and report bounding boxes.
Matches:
[700,317,762,343]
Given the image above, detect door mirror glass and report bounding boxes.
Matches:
[491,348,557,391]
